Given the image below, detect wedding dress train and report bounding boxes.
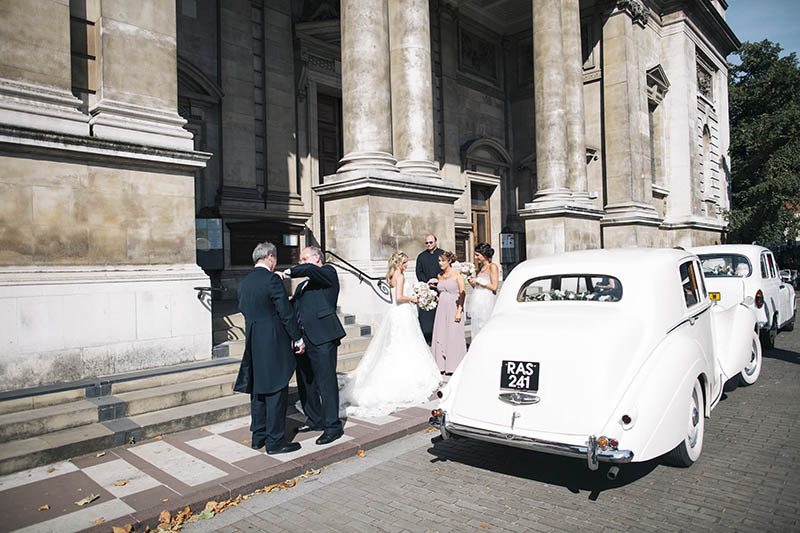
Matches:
[339,286,441,418]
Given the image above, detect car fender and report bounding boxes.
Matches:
[712,303,758,379]
[602,335,709,462]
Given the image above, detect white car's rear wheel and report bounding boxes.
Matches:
[665,379,704,467]
[739,332,762,386]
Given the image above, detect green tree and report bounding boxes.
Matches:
[727,40,800,245]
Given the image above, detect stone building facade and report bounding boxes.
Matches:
[0,0,738,391]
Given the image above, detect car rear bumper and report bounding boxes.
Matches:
[430,411,634,471]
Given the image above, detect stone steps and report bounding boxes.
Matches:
[0,312,375,476]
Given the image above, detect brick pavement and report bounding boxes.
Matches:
[187,329,800,532]
[0,400,436,532]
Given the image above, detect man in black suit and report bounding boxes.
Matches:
[281,246,346,445]
[234,241,303,455]
[416,233,444,344]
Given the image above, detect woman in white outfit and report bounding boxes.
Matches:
[340,251,442,418]
[467,242,499,339]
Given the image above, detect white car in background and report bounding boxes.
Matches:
[691,244,796,352]
[431,249,759,476]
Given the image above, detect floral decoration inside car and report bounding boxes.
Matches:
[517,275,623,303]
[412,281,438,310]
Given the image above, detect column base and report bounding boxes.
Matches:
[521,213,602,258]
[89,99,194,151]
[0,78,89,136]
[396,158,440,179]
[338,151,398,173]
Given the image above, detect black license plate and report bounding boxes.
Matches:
[500,360,539,391]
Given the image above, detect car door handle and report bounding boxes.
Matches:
[689,317,696,326]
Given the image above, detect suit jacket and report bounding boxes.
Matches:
[290,263,346,346]
[234,267,302,395]
[416,248,444,285]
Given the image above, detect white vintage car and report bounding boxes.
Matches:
[431,248,759,475]
[690,244,796,352]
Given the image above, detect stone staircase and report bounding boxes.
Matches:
[0,307,373,476]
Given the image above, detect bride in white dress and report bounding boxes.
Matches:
[340,251,442,418]
[467,242,499,339]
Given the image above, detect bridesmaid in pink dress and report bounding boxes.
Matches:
[431,251,467,374]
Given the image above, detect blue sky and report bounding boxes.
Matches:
[726,0,800,59]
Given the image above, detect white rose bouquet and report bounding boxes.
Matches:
[453,261,476,278]
[412,281,438,311]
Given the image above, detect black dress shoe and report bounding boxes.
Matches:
[294,424,324,433]
[315,431,344,445]
[266,441,301,455]
[251,440,266,450]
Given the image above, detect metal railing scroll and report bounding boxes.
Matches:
[323,250,393,304]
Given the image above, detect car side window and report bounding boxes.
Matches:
[761,253,769,279]
[679,261,700,308]
[695,260,708,300]
[767,253,777,278]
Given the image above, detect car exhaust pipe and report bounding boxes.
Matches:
[606,466,620,481]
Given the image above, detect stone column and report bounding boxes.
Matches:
[338,0,397,172]
[600,0,661,247]
[561,0,590,200]
[388,0,439,177]
[531,0,570,199]
[87,0,192,150]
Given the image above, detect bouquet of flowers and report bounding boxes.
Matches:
[453,261,477,278]
[412,281,438,311]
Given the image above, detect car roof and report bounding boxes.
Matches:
[495,248,699,329]
[508,247,695,278]
[690,244,771,256]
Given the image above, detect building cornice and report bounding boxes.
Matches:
[313,170,463,203]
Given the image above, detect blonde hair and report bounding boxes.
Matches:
[386,251,408,284]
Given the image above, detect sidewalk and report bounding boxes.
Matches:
[0,395,437,533]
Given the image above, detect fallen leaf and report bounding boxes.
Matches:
[199,427,206,431]
[75,494,99,506]
[357,449,366,457]
[96,452,105,457]
[204,501,217,512]
[196,509,215,520]
[161,498,169,503]
[158,510,171,523]
[154,435,163,440]
[278,479,297,489]
[37,504,49,511]
[480,525,492,530]
[424,427,437,433]
[112,526,132,533]
[243,495,249,500]
[240,439,250,445]
[92,517,104,526]
[46,467,56,473]
[113,480,128,487]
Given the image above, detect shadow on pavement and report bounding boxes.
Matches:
[763,346,800,365]
[426,436,661,501]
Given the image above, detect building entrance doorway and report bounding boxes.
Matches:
[471,183,492,247]
[316,93,342,248]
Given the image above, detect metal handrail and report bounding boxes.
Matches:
[323,249,393,303]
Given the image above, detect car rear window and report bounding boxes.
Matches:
[517,275,622,302]
[698,254,751,277]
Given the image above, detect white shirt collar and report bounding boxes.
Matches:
[255,263,272,271]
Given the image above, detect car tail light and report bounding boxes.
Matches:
[755,290,764,308]
[596,436,618,450]
[431,409,443,417]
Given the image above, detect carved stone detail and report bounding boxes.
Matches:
[616,0,648,25]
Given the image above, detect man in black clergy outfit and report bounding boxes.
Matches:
[234,241,304,455]
[416,233,444,344]
[281,246,346,445]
